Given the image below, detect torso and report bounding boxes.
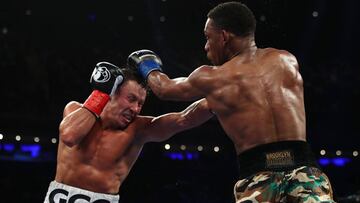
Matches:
[55,119,144,194]
[199,48,306,154]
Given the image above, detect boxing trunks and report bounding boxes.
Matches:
[234,141,335,202]
[44,181,120,203]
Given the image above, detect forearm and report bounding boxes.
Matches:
[128,49,206,100]
[147,72,201,101]
[59,107,96,147]
[58,62,122,147]
[149,99,213,142]
[140,98,213,143]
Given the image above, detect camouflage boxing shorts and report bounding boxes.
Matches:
[234,166,335,202]
[235,141,335,203]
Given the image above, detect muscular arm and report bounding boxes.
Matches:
[59,101,97,147]
[137,98,214,143]
[147,65,214,101]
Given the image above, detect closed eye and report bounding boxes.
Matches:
[127,95,137,103]
[127,94,144,108]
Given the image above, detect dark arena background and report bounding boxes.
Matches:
[1,0,359,202]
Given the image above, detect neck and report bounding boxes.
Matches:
[228,36,257,61]
[228,50,243,60]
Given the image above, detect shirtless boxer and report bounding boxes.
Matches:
[128,2,335,202]
[43,62,213,203]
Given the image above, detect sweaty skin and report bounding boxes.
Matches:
[146,18,306,154]
[55,80,213,194]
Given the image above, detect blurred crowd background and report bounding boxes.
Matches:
[0,0,359,202]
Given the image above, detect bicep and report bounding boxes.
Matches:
[147,66,213,101]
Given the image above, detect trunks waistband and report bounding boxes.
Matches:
[44,181,120,203]
[237,140,319,179]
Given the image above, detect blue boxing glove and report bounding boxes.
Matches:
[127,49,163,80]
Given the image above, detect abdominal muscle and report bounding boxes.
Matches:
[54,141,135,194]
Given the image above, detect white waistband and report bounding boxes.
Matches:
[43,181,120,203]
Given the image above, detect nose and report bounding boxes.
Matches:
[130,103,141,114]
[204,41,209,52]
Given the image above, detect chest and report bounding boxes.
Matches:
[77,129,137,163]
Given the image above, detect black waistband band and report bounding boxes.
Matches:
[237,140,319,179]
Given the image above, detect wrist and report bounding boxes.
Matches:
[83,90,110,117]
[139,60,162,79]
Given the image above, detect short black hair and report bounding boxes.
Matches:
[207,1,256,37]
[120,67,150,92]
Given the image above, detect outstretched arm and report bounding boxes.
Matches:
[128,49,214,101]
[137,98,214,143]
[146,68,209,101]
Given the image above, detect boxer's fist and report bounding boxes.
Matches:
[90,62,124,96]
[127,49,163,80]
[83,62,124,117]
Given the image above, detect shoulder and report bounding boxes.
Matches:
[261,48,299,70]
[190,65,215,76]
[129,115,154,139]
[188,65,217,82]
[261,48,294,59]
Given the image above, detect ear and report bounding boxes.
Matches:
[221,30,231,45]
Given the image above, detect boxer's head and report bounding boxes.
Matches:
[204,2,256,65]
[102,68,148,129]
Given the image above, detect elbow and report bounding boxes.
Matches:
[177,115,193,131]
[59,125,77,147]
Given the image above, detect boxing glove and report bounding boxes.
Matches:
[127,49,163,80]
[83,62,124,117]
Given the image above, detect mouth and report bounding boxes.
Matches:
[122,112,133,123]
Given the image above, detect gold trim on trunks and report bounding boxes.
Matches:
[265,150,294,168]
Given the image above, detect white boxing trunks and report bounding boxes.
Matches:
[43,181,120,203]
